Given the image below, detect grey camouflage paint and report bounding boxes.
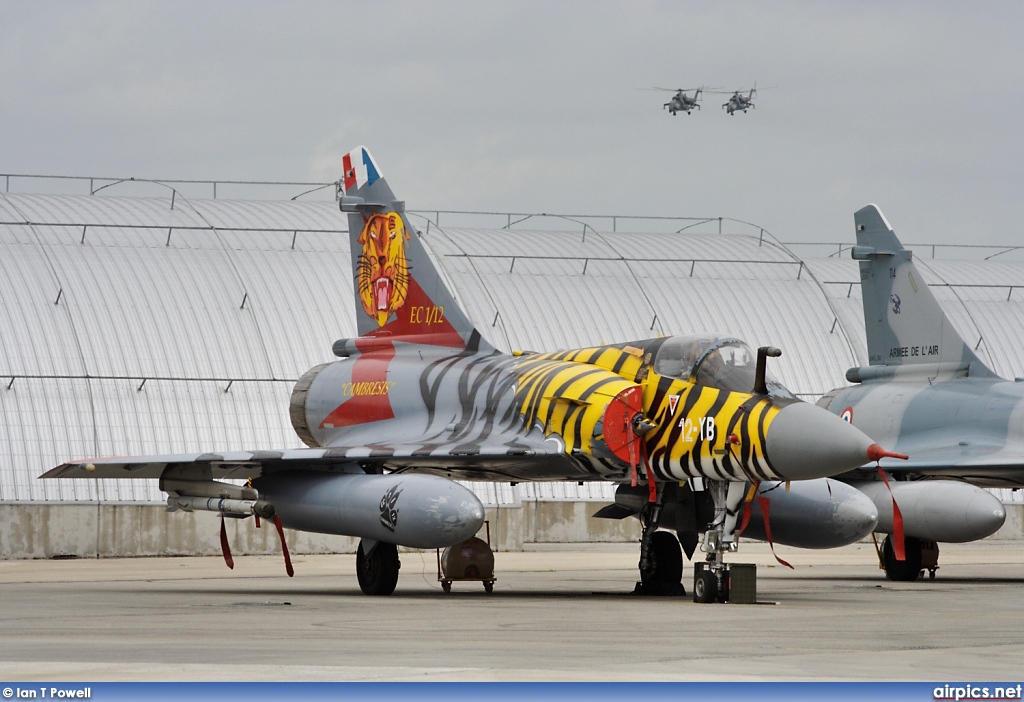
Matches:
[820,204,1024,489]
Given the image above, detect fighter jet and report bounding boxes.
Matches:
[818,205,1010,580]
[44,147,896,601]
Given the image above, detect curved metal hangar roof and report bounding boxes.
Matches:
[3,191,1023,504]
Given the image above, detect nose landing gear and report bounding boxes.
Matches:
[692,480,758,604]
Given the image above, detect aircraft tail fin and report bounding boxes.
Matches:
[339,146,491,351]
[852,204,993,377]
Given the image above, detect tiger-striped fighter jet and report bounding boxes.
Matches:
[818,205,1011,581]
[44,148,898,601]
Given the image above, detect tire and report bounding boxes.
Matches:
[648,531,684,586]
[356,540,400,595]
[694,570,717,603]
[882,535,923,582]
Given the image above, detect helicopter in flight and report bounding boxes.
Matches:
[653,87,706,116]
[722,88,755,115]
[717,85,773,115]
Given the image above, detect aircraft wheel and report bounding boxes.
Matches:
[693,570,717,603]
[441,581,451,594]
[882,535,923,582]
[356,540,400,595]
[642,531,684,592]
[484,581,494,594]
[652,531,684,583]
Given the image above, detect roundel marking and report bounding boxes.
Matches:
[840,406,854,424]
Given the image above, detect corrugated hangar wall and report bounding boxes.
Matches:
[2,191,1023,553]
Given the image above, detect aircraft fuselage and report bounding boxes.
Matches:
[822,377,1024,486]
[291,335,878,485]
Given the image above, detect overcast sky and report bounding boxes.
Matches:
[3,2,1023,250]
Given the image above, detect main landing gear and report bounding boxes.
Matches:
[880,535,939,581]
[634,484,686,596]
[631,479,756,602]
[356,538,401,595]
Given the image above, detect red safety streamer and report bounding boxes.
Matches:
[219,514,234,570]
[877,468,905,561]
[628,435,638,487]
[641,440,657,503]
[254,515,261,528]
[738,502,752,536]
[272,514,295,577]
[756,495,793,569]
[737,482,758,536]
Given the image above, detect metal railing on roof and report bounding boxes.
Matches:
[4,176,1022,259]
[2,173,339,201]
[408,208,779,240]
[802,241,1024,261]
[2,374,295,393]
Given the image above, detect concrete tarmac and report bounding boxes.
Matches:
[1,540,1023,682]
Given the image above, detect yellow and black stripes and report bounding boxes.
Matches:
[642,372,780,481]
[529,344,649,383]
[513,353,638,457]
[513,341,782,481]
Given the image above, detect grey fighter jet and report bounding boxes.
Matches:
[818,205,1010,580]
[44,148,896,601]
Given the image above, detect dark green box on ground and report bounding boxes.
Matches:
[728,563,756,604]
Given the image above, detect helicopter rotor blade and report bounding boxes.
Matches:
[650,86,704,93]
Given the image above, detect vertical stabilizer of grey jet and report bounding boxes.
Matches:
[851,204,993,378]
[339,146,492,352]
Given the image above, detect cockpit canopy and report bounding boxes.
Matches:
[652,335,794,399]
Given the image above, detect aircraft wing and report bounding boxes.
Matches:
[42,435,585,483]
[874,439,1024,487]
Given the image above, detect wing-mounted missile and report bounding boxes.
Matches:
[167,495,275,519]
[161,477,274,518]
[160,476,293,576]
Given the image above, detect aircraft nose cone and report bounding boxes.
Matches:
[765,402,879,480]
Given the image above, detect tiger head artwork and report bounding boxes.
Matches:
[357,212,411,327]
